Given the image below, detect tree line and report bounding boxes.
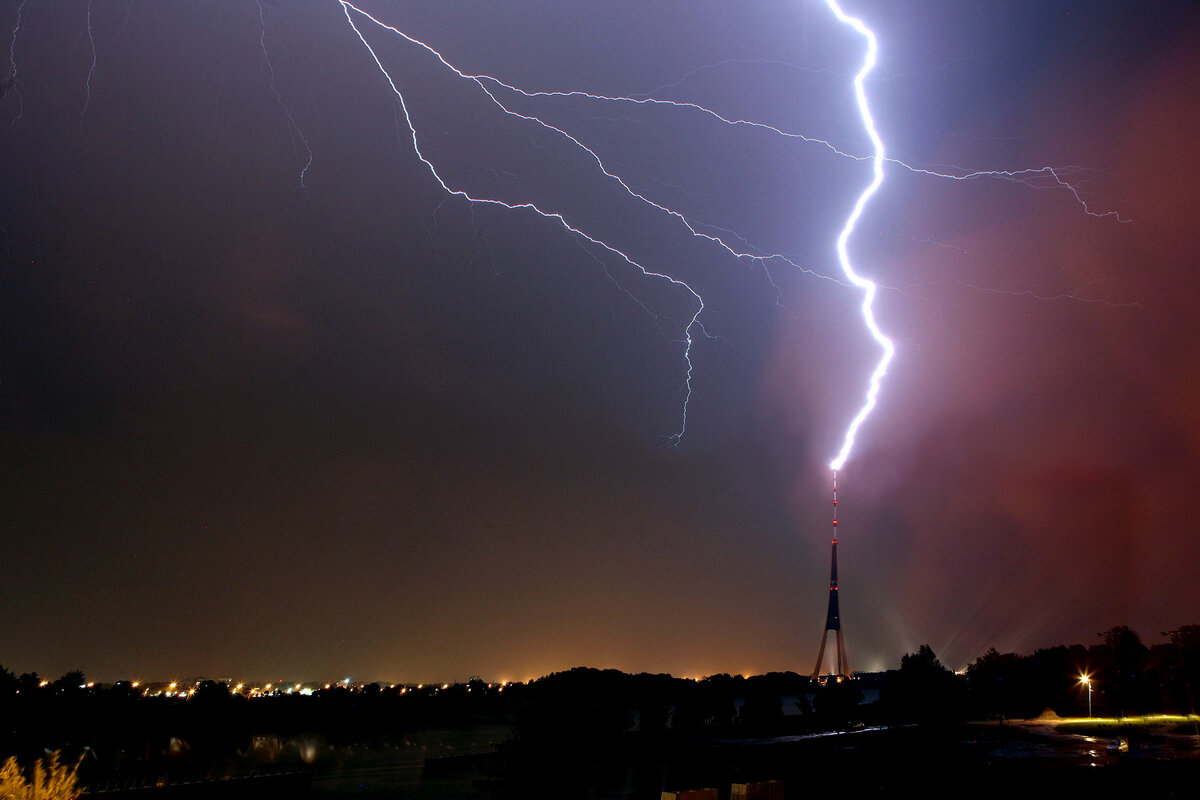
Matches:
[957,624,1200,722]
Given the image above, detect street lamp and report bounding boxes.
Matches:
[1080,675,1092,718]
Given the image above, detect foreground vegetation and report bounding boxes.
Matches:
[0,752,82,800]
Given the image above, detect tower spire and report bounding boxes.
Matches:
[812,469,850,679]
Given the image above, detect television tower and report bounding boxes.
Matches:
[811,469,849,679]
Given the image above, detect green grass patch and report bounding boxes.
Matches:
[1055,715,1200,737]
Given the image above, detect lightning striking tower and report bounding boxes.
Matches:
[811,470,849,679]
[810,0,886,681]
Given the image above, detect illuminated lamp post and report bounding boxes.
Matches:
[1080,675,1092,718]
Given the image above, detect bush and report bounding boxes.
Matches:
[0,751,83,800]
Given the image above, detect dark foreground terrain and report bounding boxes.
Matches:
[692,724,1200,800]
[290,720,1200,800]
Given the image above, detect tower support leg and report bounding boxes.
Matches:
[811,628,830,680]
[836,628,850,677]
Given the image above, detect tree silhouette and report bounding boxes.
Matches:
[52,671,86,695]
[966,648,1022,721]
[1098,626,1149,717]
[884,644,965,724]
[1165,626,1200,720]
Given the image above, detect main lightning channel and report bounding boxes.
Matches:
[825,0,894,472]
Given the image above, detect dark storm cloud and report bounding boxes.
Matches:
[1,1,1198,681]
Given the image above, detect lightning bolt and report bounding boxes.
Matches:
[81,0,96,122]
[823,0,892,473]
[6,1,1132,456]
[256,0,313,188]
[337,0,710,443]
[334,0,849,305]
[4,0,28,123]
[330,0,1132,456]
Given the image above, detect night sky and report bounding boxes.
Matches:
[3,0,1199,684]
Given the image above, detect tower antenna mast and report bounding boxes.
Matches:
[812,469,849,679]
